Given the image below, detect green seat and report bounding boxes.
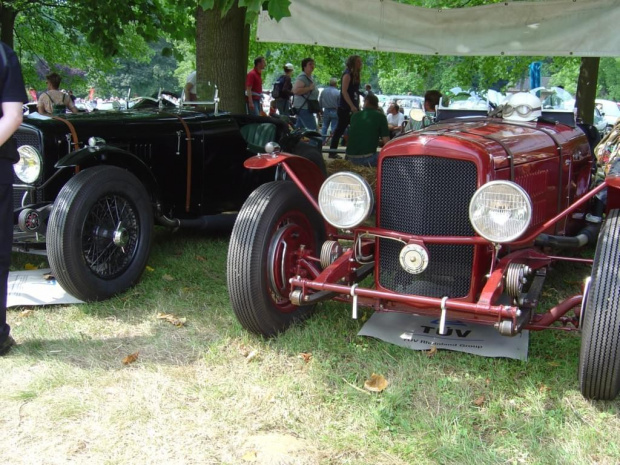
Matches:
[240,123,277,154]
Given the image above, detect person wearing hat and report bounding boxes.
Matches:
[275,63,295,116]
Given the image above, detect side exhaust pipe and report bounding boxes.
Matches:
[534,222,601,249]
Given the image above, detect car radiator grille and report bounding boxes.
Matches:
[378,156,478,298]
[13,130,44,211]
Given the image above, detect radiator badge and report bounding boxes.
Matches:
[399,243,429,274]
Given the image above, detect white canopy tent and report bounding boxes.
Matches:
[257,0,620,57]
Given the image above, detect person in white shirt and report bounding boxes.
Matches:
[386,103,405,137]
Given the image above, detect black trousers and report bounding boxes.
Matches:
[329,107,352,150]
[0,180,12,344]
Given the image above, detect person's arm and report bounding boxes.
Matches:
[340,73,357,113]
[0,102,23,146]
[245,72,255,111]
[292,77,314,96]
[65,93,79,113]
[37,93,50,115]
[379,114,390,146]
[282,76,293,99]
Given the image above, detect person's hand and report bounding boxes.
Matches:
[249,101,254,110]
[308,83,315,91]
[351,106,358,113]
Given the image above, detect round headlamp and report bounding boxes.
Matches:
[14,145,42,184]
[318,172,373,229]
[469,180,532,243]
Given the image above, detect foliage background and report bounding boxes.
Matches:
[0,0,618,101]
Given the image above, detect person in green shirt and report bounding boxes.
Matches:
[345,93,389,167]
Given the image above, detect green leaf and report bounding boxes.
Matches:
[266,0,291,20]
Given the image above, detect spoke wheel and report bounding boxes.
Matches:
[227,181,325,336]
[47,166,153,301]
[579,209,620,400]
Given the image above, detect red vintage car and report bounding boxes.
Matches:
[226,100,620,401]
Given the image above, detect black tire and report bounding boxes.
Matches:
[47,166,154,301]
[293,139,327,177]
[227,181,326,336]
[579,209,620,400]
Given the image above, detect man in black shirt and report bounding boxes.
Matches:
[0,41,27,354]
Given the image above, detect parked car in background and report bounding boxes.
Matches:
[595,99,620,131]
[227,96,620,401]
[12,91,324,302]
[593,106,607,134]
[561,98,608,136]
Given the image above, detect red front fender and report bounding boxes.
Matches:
[245,152,338,236]
[244,152,325,202]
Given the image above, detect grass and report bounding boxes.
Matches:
[1,228,619,465]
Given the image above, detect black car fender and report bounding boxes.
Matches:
[55,145,161,201]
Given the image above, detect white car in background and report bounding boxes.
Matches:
[563,98,610,135]
[595,99,620,131]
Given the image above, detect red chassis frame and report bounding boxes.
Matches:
[245,151,620,335]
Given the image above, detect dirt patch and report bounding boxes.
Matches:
[239,433,322,465]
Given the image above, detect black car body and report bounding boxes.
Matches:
[12,105,323,301]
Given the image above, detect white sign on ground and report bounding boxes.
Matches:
[358,311,528,361]
[7,268,84,307]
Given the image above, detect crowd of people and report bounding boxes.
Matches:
[245,54,442,168]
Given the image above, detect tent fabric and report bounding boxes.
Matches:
[257,0,620,57]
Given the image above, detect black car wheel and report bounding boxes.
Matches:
[292,140,326,177]
[227,181,325,337]
[47,166,153,301]
[579,209,620,400]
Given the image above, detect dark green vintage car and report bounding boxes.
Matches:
[12,102,324,301]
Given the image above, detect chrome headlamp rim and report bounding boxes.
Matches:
[14,145,43,184]
[318,171,374,229]
[468,180,533,243]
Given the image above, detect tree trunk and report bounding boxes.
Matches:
[575,57,600,126]
[196,2,248,114]
[0,5,16,48]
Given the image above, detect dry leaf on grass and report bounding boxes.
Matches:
[162,274,175,281]
[238,345,251,357]
[195,255,206,262]
[241,450,257,462]
[473,395,485,407]
[19,309,34,318]
[24,263,38,270]
[364,373,389,392]
[426,345,438,357]
[146,266,155,272]
[298,352,312,363]
[122,352,139,365]
[156,312,187,327]
[245,350,258,362]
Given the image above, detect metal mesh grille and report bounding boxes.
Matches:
[378,156,478,297]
